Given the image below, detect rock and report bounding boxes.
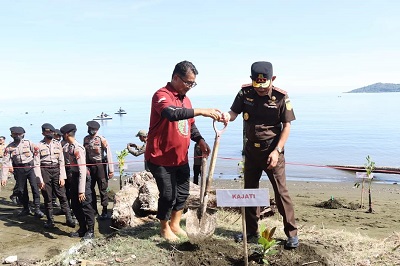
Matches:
[4,255,17,264]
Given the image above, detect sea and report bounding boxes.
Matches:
[1,92,400,184]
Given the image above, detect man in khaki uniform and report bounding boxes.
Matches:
[61,123,95,239]
[221,61,298,248]
[1,127,45,217]
[83,120,114,219]
[36,123,75,228]
[127,130,149,171]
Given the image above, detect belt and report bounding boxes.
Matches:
[14,162,34,167]
[247,139,273,149]
[42,164,60,169]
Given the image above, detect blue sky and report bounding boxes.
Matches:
[1,0,399,99]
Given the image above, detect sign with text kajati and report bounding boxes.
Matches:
[216,189,269,207]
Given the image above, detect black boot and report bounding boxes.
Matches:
[34,205,45,218]
[65,210,76,228]
[18,207,32,216]
[44,210,55,228]
[82,226,95,240]
[70,227,87,238]
[99,206,108,220]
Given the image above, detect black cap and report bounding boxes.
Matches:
[60,124,77,134]
[10,126,25,134]
[41,123,55,132]
[251,61,273,81]
[86,120,100,130]
[54,129,62,136]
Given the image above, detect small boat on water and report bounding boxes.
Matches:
[115,107,127,115]
[93,112,112,120]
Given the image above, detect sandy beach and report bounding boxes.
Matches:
[1,177,399,263]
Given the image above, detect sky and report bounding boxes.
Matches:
[1,0,400,99]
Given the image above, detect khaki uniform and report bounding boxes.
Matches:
[127,142,149,171]
[63,140,95,232]
[83,135,114,213]
[230,85,297,238]
[36,139,70,216]
[1,139,43,211]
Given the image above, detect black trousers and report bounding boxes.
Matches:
[14,166,41,209]
[88,163,108,212]
[40,167,69,213]
[148,161,190,221]
[69,171,95,230]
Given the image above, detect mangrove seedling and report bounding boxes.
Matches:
[258,225,279,265]
[116,149,129,190]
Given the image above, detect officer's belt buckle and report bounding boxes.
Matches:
[254,143,261,148]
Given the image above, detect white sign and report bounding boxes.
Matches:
[216,189,269,207]
[356,172,374,179]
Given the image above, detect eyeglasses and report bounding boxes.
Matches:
[178,76,197,88]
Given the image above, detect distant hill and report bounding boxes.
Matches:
[347,83,400,93]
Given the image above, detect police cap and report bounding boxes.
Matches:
[54,129,62,136]
[86,120,100,130]
[10,126,25,134]
[41,123,55,132]
[251,61,273,81]
[60,124,77,134]
[136,130,148,137]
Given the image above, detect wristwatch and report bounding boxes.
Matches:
[275,147,283,154]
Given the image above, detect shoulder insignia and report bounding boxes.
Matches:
[272,86,287,95]
[241,83,252,88]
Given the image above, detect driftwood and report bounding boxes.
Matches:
[111,171,158,228]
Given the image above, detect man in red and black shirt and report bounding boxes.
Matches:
[145,60,221,242]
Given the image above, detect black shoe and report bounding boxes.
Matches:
[34,209,45,218]
[66,215,76,228]
[99,210,108,220]
[285,236,299,248]
[18,208,32,216]
[52,201,60,208]
[10,195,18,205]
[82,231,95,240]
[44,220,55,229]
[234,233,260,243]
[70,230,86,238]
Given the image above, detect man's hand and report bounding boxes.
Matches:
[198,139,211,157]
[79,193,86,202]
[220,112,231,124]
[108,172,114,179]
[38,182,45,190]
[1,180,7,187]
[59,178,65,187]
[267,150,280,170]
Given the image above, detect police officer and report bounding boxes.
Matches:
[51,128,63,208]
[83,120,114,219]
[127,130,149,171]
[1,127,45,217]
[60,123,95,239]
[36,123,75,228]
[221,61,299,248]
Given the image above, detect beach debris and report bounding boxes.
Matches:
[4,255,17,264]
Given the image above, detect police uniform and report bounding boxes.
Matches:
[1,127,44,217]
[230,61,298,245]
[61,124,95,238]
[127,130,149,171]
[83,120,114,218]
[36,123,75,228]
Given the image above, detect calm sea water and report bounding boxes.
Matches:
[1,92,400,184]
